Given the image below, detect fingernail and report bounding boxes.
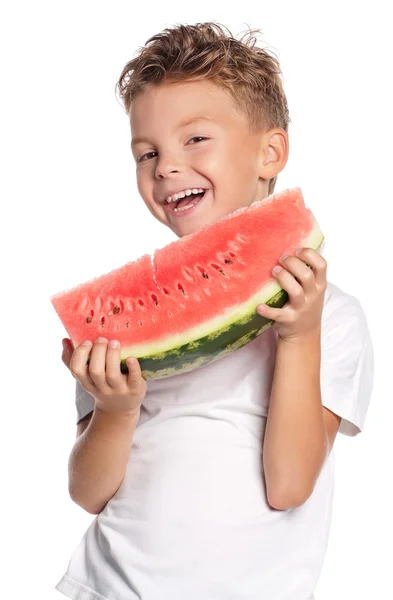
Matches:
[95,337,107,343]
[273,265,282,274]
[280,254,288,262]
[295,247,303,255]
[109,340,120,348]
[82,340,92,346]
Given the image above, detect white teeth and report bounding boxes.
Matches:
[173,199,200,212]
[165,188,205,203]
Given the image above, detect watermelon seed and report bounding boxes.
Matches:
[163,288,170,295]
[211,263,225,275]
[138,299,145,307]
[229,252,236,258]
[151,294,159,307]
[178,283,186,295]
[139,320,143,326]
[113,306,121,315]
[196,266,209,279]
[224,259,232,264]
[86,316,93,324]
[126,321,129,328]
[101,317,105,326]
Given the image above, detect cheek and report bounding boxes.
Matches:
[137,171,154,206]
[136,170,168,224]
[136,169,148,196]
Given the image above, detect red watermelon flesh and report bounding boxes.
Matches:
[153,188,315,337]
[50,187,324,379]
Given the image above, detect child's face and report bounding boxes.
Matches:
[130,80,274,237]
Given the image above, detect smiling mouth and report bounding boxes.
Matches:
[166,191,206,212]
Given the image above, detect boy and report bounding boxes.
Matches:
[56,22,374,600]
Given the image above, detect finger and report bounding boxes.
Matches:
[61,338,74,369]
[273,263,306,306]
[279,254,315,296]
[105,340,124,388]
[294,247,327,287]
[126,356,144,387]
[69,340,96,390]
[88,337,109,389]
[256,302,290,323]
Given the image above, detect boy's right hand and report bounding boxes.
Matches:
[62,337,146,417]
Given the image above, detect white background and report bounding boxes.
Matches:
[1,1,391,598]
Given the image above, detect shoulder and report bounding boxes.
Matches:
[321,282,369,341]
[320,282,374,436]
[323,281,364,315]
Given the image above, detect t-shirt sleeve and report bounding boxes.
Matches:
[320,291,374,437]
[75,380,95,425]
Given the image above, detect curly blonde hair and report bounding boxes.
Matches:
[116,22,289,194]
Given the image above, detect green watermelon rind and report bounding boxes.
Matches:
[118,225,324,380]
[122,288,287,379]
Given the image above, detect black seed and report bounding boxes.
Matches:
[224,258,232,264]
[86,316,93,324]
[202,272,209,279]
[113,306,120,314]
[211,263,225,275]
[126,321,129,328]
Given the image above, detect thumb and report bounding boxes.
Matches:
[61,338,74,369]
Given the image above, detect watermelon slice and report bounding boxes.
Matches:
[51,188,324,379]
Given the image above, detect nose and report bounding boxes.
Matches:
[155,155,183,179]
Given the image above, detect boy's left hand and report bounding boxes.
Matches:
[256,248,327,342]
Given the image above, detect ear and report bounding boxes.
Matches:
[259,128,289,180]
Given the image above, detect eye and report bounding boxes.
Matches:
[137,151,157,163]
[188,136,207,145]
[137,137,207,163]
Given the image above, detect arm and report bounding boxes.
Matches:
[61,336,146,515]
[69,407,140,514]
[257,247,340,510]
[263,330,341,510]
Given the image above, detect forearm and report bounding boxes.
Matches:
[68,407,140,514]
[263,329,328,508]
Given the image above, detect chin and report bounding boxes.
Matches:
[172,211,224,237]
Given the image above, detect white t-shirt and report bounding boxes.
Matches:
[55,282,374,600]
